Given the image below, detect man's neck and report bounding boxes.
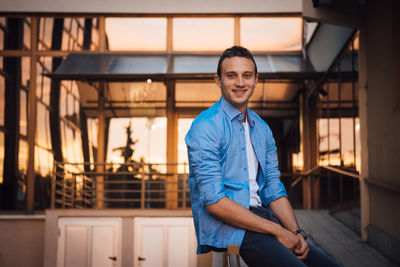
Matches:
[239,107,247,122]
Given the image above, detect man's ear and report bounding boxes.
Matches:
[214,74,221,88]
[255,74,259,85]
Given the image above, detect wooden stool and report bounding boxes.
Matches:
[226,244,241,267]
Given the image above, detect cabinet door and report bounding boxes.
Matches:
[133,217,196,267]
[57,217,122,267]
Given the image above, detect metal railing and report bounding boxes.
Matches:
[284,165,361,210]
[51,160,360,211]
[51,161,190,209]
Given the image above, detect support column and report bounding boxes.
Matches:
[300,91,318,209]
[166,80,178,209]
[309,94,319,209]
[358,28,370,241]
[96,17,106,208]
[26,16,38,213]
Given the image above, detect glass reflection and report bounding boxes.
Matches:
[241,17,302,51]
[23,18,30,50]
[173,18,234,51]
[20,90,27,136]
[18,139,28,175]
[106,18,167,51]
[21,57,30,87]
[36,102,51,149]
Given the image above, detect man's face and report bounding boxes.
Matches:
[215,56,258,110]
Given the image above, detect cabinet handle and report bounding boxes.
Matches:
[138,257,146,261]
[109,256,117,261]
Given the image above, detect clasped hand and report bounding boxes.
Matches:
[275,227,310,260]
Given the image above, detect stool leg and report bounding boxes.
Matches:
[227,244,241,267]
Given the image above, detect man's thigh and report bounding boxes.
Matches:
[239,230,307,267]
[240,230,340,267]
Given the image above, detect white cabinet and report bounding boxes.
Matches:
[57,217,122,267]
[133,217,197,267]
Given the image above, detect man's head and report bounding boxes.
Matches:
[217,46,258,78]
[215,46,258,112]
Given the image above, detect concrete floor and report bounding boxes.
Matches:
[296,209,399,267]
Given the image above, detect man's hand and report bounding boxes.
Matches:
[292,232,309,260]
[274,227,301,251]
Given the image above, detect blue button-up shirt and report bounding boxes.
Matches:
[185,97,287,254]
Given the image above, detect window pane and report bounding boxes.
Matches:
[106,18,167,51]
[36,102,51,149]
[18,139,28,176]
[107,118,166,168]
[341,118,355,168]
[20,89,27,135]
[241,17,302,51]
[21,57,30,87]
[173,18,234,51]
[23,18,31,50]
[178,118,193,172]
[60,86,67,117]
[176,82,220,107]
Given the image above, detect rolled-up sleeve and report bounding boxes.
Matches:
[185,119,226,207]
[260,126,287,205]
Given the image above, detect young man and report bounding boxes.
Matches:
[185,46,339,266]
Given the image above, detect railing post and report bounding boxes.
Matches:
[51,161,56,209]
[141,162,146,209]
[182,163,187,208]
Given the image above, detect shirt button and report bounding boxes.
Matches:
[244,168,247,171]
[242,147,245,151]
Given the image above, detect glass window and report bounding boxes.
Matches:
[20,90,27,136]
[23,18,31,50]
[36,102,51,150]
[178,118,193,173]
[21,57,30,87]
[36,63,43,100]
[176,82,220,107]
[107,118,166,167]
[87,118,98,148]
[60,86,67,117]
[173,18,234,51]
[39,17,53,50]
[240,17,302,51]
[35,146,53,178]
[42,76,51,105]
[18,139,28,176]
[106,18,167,51]
[340,118,355,168]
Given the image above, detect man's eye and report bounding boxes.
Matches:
[227,74,234,78]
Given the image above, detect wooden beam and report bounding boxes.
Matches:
[95,16,106,208]
[26,16,38,213]
[166,80,178,209]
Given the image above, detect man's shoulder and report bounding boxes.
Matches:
[192,101,224,128]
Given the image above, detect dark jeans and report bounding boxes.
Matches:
[239,206,340,267]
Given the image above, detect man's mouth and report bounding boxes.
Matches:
[232,89,247,96]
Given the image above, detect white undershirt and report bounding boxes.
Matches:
[242,119,262,207]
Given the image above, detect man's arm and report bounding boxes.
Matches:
[269,197,309,259]
[205,197,300,250]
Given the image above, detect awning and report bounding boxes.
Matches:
[47,53,321,81]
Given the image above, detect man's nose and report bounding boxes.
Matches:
[235,76,245,87]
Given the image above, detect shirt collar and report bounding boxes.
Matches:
[220,97,255,127]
